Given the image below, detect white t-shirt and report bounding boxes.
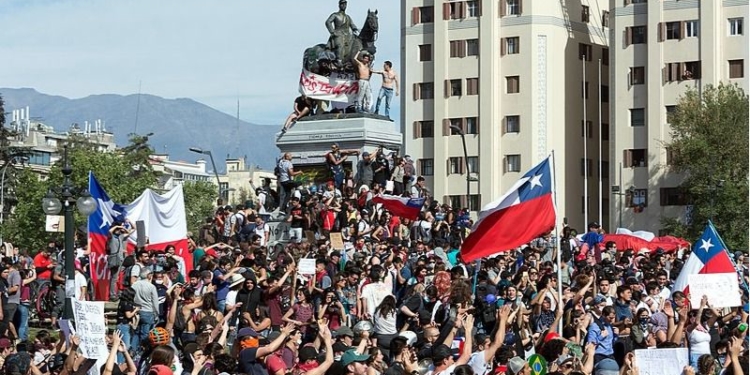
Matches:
[74,272,87,300]
[226,290,238,308]
[373,311,398,335]
[428,364,456,375]
[360,282,391,317]
[255,223,270,246]
[468,351,493,375]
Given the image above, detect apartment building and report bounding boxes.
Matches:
[609,0,748,231]
[402,0,611,230]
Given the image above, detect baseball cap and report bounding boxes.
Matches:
[593,295,606,305]
[340,349,370,366]
[543,332,561,343]
[299,346,319,362]
[594,359,619,375]
[332,341,350,353]
[335,326,354,338]
[205,249,219,258]
[588,221,600,228]
[237,328,258,339]
[431,344,452,362]
[507,357,527,375]
[362,151,371,157]
[148,365,173,375]
[0,337,12,349]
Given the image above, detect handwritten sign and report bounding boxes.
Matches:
[45,215,64,232]
[330,233,345,250]
[298,258,316,275]
[688,273,741,308]
[72,300,109,360]
[635,348,688,375]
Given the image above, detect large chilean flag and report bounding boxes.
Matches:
[371,194,425,220]
[460,156,557,262]
[671,222,738,294]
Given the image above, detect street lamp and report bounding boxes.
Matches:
[41,146,97,320]
[449,125,470,210]
[189,147,222,199]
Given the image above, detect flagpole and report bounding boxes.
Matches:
[583,59,589,229]
[551,151,563,333]
[598,59,603,226]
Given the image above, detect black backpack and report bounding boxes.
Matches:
[121,255,136,287]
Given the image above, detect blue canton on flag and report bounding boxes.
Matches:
[517,158,553,203]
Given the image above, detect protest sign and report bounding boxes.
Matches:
[329,233,345,250]
[688,273,741,308]
[72,299,109,360]
[635,348,688,375]
[298,258,316,275]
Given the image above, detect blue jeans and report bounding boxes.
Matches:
[132,311,155,353]
[117,323,133,363]
[217,300,226,314]
[16,304,29,342]
[375,87,394,117]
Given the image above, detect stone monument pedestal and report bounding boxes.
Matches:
[275,113,402,183]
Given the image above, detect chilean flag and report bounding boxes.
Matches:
[88,172,128,300]
[371,194,425,220]
[460,156,556,262]
[671,222,738,294]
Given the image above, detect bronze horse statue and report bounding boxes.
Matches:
[303,9,378,75]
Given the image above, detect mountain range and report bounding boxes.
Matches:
[0,88,279,170]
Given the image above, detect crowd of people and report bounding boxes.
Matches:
[0,156,748,375]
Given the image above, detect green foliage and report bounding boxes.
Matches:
[663,83,749,250]
[182,181,217,237]
[1,134,158,252]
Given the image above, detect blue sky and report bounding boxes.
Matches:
[0,0,401,125]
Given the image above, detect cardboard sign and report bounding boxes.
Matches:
[635,348,688,375]
[45,215,64,232]
[688,273,741,308]
[298,258,316,275]
[71,300,108,359]
[330,233,345,250]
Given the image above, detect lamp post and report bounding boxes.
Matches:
[41,146,97,320]
[449,125,470,208]
[189,147,222,199]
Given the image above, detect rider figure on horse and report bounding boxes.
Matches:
[325,0,359,68]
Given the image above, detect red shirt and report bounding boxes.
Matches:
[34,252,53,280]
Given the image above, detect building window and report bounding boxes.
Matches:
[602,123,609,141]
[600,161,610,179]
[581,120,592,138]
[505,115,520,133]
[465,117,479,134]
[630,108,645,127]
[419,44,432,61]
[623,149,647,167]
[602,11,610,27]
[448,195,463,210]
[601,85,609,102]
[729,60,744,78]
[666,21,682,40]
[627,26,647,45]
[412,6,434,24]
[466,156,479,174]
[413,120,434,138]
[685,20,699,37]
[448,79,462,96]
[449,118,463,135]
[448,1,464,19]
[449,40,466,58]
[507,0,521,16]
[467,0,480,17]
[468,195,480,211]
[630,66,645,85]
[579,43,592,61]
[467,39,479,56]
[582,5,590,22]
[683,61,701,79]
[448,157,464,174]
[505,154,521,172]
[466,78,479,95]
[502,37,520,55]
[582,81,589,99]
[418,159,434,176]
[729,18,744,36]
[628,189,648,207]
[414,82,434,100]
[666,105,677,123]
[660,188,690,206]
[666,147,677,165]
[28,151,51,166]
[602,48,609,65]
[580,158,592,177]
[506,76,520,93]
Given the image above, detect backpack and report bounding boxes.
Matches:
[586,316,606,343]
[260,191,276,212]
[121,255,136,287]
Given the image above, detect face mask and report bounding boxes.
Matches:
[717,354,726,366]
[423,296,431,303]
[639,318,649,325]
[155,280,164,285]
[296,339,303,345]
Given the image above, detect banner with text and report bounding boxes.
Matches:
[72,300,108,360]
[299,69,358,103]
[688,273,742,308]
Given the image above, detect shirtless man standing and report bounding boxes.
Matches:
[373,61,399,119]
[353,51,373,113]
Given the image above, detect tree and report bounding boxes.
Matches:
[1,134,158,252]
[182,181,217,237]
[0,94,34,230]
[662,83,749,251]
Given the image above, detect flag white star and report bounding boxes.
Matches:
[97,198,117,229]
[699,238,714,252]
[528,174,543,189]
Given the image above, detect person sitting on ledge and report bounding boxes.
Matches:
[280,94,313,134]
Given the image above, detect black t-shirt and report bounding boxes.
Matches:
[117,300,135,325]
[290,207,304,228]
[372,159,387,183]
[239,347,269,375]
[295,96,312,112]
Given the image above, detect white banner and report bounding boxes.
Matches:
[688,273,741,308]
[635,348,688,375]
[299,69,358,102]
[72,300,109,359]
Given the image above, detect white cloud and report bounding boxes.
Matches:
[0,0,401,124]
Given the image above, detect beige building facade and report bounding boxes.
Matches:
[402,0,611,230]
[609,0,748,231]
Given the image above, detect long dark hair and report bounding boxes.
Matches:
[149,345,175,367]
[375,295,396,318]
